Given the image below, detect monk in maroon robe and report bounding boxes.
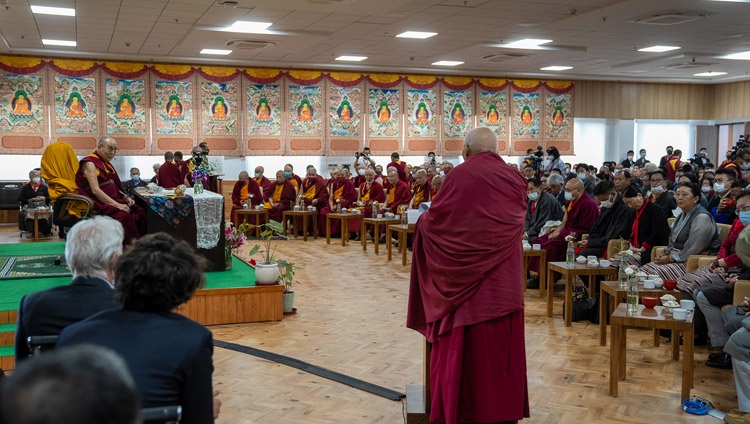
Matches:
[348,168,386,235]
[407,127,529,423]
[528,177,599,274]
[75,136,145,245]
[231,171,263,223]
[383,170,411,212]
[265,170,297,222]
[157,152,182,189]
[387,152,407,182]
[295,167,327,235]
[284,164,303,195]
[254,166,273,202]
[409,169,431,209]
[318,169,357,236]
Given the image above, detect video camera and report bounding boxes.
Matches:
[728,135,749,160]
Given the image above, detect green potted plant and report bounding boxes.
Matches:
[247,220,286,285]
[277,259,301,313]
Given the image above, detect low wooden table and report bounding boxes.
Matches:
[30,209,53,241]
[609,303,694,400]
[282,210,318,241]
[599,281,682,346]
[523,249,547,298]
[326,212,360,246]
[235,209,268,238]
[546,261,618,326]
[386,223,415,266]
[361,217,400,254]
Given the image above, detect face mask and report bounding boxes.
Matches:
[254,172,260,178]
[31,177,40,184]
[600,200,613,209]
[577,172,586,179]
[131,175,140,182]
[376,170,382,175]
[740,211,750,226]
[651,185,664,194]
[672,207,683,218]
[528,192,539,201]
[667,150,673,156]
[566,167,571,173]
[284,172,292,178]
[627,156,634,161]
[564,191,574,201]
[701,186,711,193]
[742,163,750,170]
[640,153,646,158]
[714,182,726,193]
[358,169,365,176]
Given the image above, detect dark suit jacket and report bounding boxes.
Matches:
[525,191,564,239]
[57,309,214,424]
[15,276,119,362]
[631,200,670,265]
[585,196,635,251]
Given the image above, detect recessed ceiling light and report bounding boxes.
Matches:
[31,5,75,16]
[42,39,76,47]
[540,65,573,71]
[724,51,750,60]
[708,0,750,2]
[224,21,272,34]
[396,31,437,39]
[501,39,552,49]
[638,45,681,52]
[200,49,232,55]
[694,71,728,76]
[335,55,367,62]
[432,60,463,66]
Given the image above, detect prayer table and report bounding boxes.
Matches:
[386,223,415,266]
[28,209,53,241]
[599,281,682,346]
[361,217,400,254]
[609,303,694,400]
[282,209,318,241]
[523,249,547,298]
[326,212,359,247]
[546,261,617,326]
[235,209,268,238]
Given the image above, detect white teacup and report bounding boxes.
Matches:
[648,274,659,281]
[532,244,541,251]
[654,279,663,288]
[599,259,611,267]
[294,205,300,211]
[587,255,597,262]
[377,214,383,219]
[672,308,688,320]
[680,299,696,311]
[643,279,655,289]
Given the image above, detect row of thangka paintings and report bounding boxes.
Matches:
[0,73,573,145]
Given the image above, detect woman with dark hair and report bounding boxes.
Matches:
[639,182,721,281]
[58,233,217,424]
[619,185,670,266]
[679,172,709,209]
[701,172,717,206]
[545,146,566,174]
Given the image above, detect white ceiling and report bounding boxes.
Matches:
[1,0,750,83]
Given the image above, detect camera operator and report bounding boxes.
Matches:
[692,147,711,170]
[354,146,376,168]
[718,143,750,180]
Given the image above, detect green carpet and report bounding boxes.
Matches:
[0,254,70,280]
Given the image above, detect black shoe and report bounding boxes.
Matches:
[706,352,733,369]
[527,278,539,289]
[708,351,724,361]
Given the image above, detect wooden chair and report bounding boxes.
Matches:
[651,223,732,263]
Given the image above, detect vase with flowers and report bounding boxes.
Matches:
[224,222,250,270]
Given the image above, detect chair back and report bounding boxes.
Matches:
[667,217,676,227]
[717,223,732,244]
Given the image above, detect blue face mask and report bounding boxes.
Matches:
[284,172,292,178]
[254,172,260,178]
[640,152,646,158]
[740,211,750,226]
[131,175,140,182]
[528,192,539,201]
[577,172,586,179]
[564,191,574,201]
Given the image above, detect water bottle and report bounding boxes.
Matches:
[618,262,628,289]
[372,201,379,219]
[566,241,575,267]
[627,282,639,315]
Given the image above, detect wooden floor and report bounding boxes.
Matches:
[1,223,739,423]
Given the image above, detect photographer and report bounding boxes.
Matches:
[719,146,750,180]
[693,147,711,170]
[354,146,376,169]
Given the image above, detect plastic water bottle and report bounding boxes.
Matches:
[627,282,639,315]
[618,262,629,289]
[372,201,379,219]
[566,241,575,267]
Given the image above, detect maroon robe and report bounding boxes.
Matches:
[407,152,529,423]
[385,180,411,212]
[175,160,189,186]
[351,175,365,188]
[388,160,407,182]
[318,178,357,236]
[76,152,145,245]
[158,161,182,189]
[230,179,263,223]
[254,176,272,202]
[349,181,386,233]
[295,176,327,235]
[266,180,297,222]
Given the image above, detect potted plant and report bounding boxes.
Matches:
[277,259,301,313]
[224,221,250,270]
[247,220,286,285]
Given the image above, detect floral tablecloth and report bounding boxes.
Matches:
[144,188,223,249]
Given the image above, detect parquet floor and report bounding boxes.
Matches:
[0,224,739,423]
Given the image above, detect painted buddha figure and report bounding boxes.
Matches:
[415,103,428,124]
[298,98,313,121]
[337,99,353,122]
[377,101,390,123]
[167,96,183,119]
[212,97,228,119]
[115,96,135,118]
[451,104,465,124]
[486,104,499,125]
[10,91,32,115]
[66,93,86,117]
[520,106,533,125]
[552,107,564,125]
[256,97,272,121]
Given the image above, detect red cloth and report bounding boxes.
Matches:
[630,198,648,248]
[157,161,182,189]
[665,158,681,183]
[254,176,272,201]
[318,178,357,235]
[387,160,407,182]
[719,219,747,268]
[175,160,189,186]
[230,179,262,223]
[76,152,145,244]
[351,175,365,188]
[267,180,296,222]
[407,151,529,423]
[385,180,411,211]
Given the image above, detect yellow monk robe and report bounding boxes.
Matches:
[412,185,428,208]
[240,184,249,203]
[303,182,317,201]
[388,187,395,204]
[264,184,285,209]
[290,178,299,193]
[40,141,90,218]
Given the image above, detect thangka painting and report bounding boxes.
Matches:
[368,88,399,138]
[544,91,573,141]
[246,84,281,137]
[407,89,436,138]
[201,82,238,136]
[511,91,540,140]
[288,85,322,137]
[0,74,44,133]
[54,76,97,134]
[478,90,508,140]
[328,85,361,138]
[105,79,146,134]
[443,89,473,139]
[154,81,193,135]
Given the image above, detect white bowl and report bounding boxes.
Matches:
[600,260,611,267]
[680,299,695,311]
[587,260,599,267]
[576,256,587,263]
[672,308,688,320]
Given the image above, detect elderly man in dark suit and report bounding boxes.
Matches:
[14,216,124,362]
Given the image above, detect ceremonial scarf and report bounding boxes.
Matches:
[303,180,316,200]
[361,183,372,202]
[240,183,248,202]
[387,186,395,204]
[630,198,648,247]
[272,183,284,202]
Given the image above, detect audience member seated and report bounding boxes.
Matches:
[254,166,272,201]
[18,168,52,236]
[547,173,566,206]
[301,166,327,211]
[151,163,161,185]
[265,170,297,223]
[57,233,218,424]
[356,168,385,216]
[1,345,139,424]
[524,177,564,241]
[14,216,124,362]
[284,163,302,195]
[318,169,357,237]
[648,169,677,217]
[710,168,738,224]
[383,168,411,213]
[678,173,709,209]
[121,167,147,198]
[231,171,263,223]
[431,175,444,199]
[640,182,721,281]
[76,136,145,245]
[577,181,634,258]
[409,169,431,209]
[157,151,182,189]
[618,185,670,266]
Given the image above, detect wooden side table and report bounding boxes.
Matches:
[362,217,400,254]
[282,210,318,241]
[235,209,268,238]
[326,213,359,246]
[599,281,682,346]
[29,209,53,241]
[386,223,415,266]
[546,261,617,326]
[609,303,694,400]
[522,249,546,298]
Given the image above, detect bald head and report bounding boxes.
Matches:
[463,127,498,158]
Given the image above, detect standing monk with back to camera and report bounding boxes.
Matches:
[407,127,530,424]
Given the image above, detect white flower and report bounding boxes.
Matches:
[624,267,634,276]
[626,249,633,256]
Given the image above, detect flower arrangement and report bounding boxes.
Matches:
[191,157,217,188]
[564,232,577,243]
[225,222,250,252]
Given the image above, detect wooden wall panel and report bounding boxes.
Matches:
[714,80,750,121]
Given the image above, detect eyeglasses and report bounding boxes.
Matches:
[738,205,750,212]
[650,179,664,184]
[104,146,119,153]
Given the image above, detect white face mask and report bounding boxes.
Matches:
[714,182,726,193]
[600,200,613,209]
[577,172,586,179]
[701,186,711,193]
[651,185,664,194]
[31,177,40,184]
[672,207,683,217]
[358,169,365,176]
[564,191,574,201]
[627,155,634,161]
[742,163,750,170]
[528,192,539,201]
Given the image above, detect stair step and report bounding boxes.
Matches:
[0,345,16,371]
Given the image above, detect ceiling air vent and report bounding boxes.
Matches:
[225,40,275,50]
[633,12,707,25]
[663,61,714,70]
[482,53,527,62]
